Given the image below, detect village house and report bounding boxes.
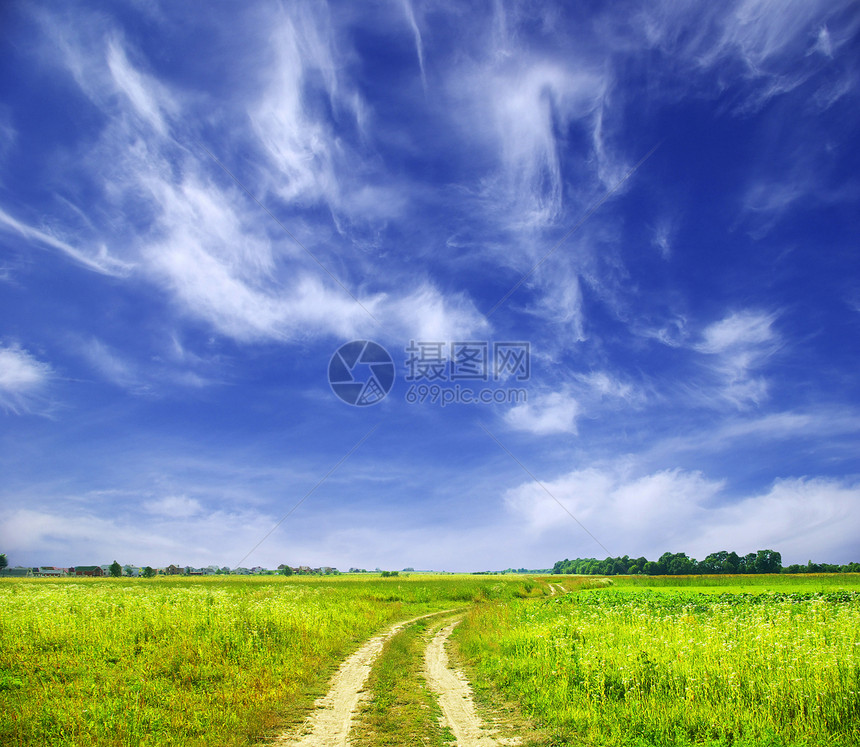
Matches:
[72,566,104,577]
[0,566,33,577]
[35,567,67,577]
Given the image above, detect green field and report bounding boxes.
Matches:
[2,573,859,746]
[456,574,860,747]
[0,575,536,746]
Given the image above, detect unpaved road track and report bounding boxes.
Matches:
[424,620,515,746]
[271,612,445,746]
[270,611,518,746]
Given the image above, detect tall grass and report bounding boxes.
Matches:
[0,575,531,746]
[456,579,860,746]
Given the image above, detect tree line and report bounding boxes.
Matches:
[552,550,860,576]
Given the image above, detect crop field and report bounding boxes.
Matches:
[0,575,536,746]
[456,574,860,747]
[2,573,859,746]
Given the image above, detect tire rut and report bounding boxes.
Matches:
[424,620,520,746]
[269,612,446,746]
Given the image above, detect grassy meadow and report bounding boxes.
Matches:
[456,574,860,747]
[2,573,859,746]
[0,574,537,746]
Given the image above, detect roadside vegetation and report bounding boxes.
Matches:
[0,575,530,746]
[3,573,859,746]
[456,574,860,747]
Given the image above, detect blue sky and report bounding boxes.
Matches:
[1,0,858,571]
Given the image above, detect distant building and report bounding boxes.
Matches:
[72,566,104,577]
[0,566,33,577]
[35,567,67,577]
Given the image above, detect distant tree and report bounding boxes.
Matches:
[740,553,757,574]
[700,551,728,574]
[142,566,156,578]
[755,549,782,574]
[725,551,741,574]
[0,553,7,570]
[109,560,122,578]
[282,565,293,576]
[551,550,855,576]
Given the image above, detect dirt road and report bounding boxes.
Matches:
[271,613,442,746]
[271,611,518,746]
[424,620,515,746]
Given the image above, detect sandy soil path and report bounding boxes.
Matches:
[271,612,443,746]
[424,620,513,746]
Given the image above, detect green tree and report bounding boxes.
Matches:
[109,560,122,577]
[0,553,7,570]
[740,552,758,573]
[724,551,741,574]
[701,551,728,574]
[282,565,293,576]
[754,549,782,574]
[142,566,156,578]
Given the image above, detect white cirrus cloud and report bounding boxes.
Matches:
[504,390,580,435]
[0,207,131,277]
[694,310,779,407]
[105,35,177,135]
[0,343,53,415]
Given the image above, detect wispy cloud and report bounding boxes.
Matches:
[0,105,16,165]
[505,390,580,435]
[0,343,52,415]
[21,6,488,347]
[505,464,860,563]
[456,58,606,230]
[79,338,150,394]
[0,207,131,276]
[399,0,427,89]
[634,0,858,110]
[105,35,177,135]
[694,310,779,407]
